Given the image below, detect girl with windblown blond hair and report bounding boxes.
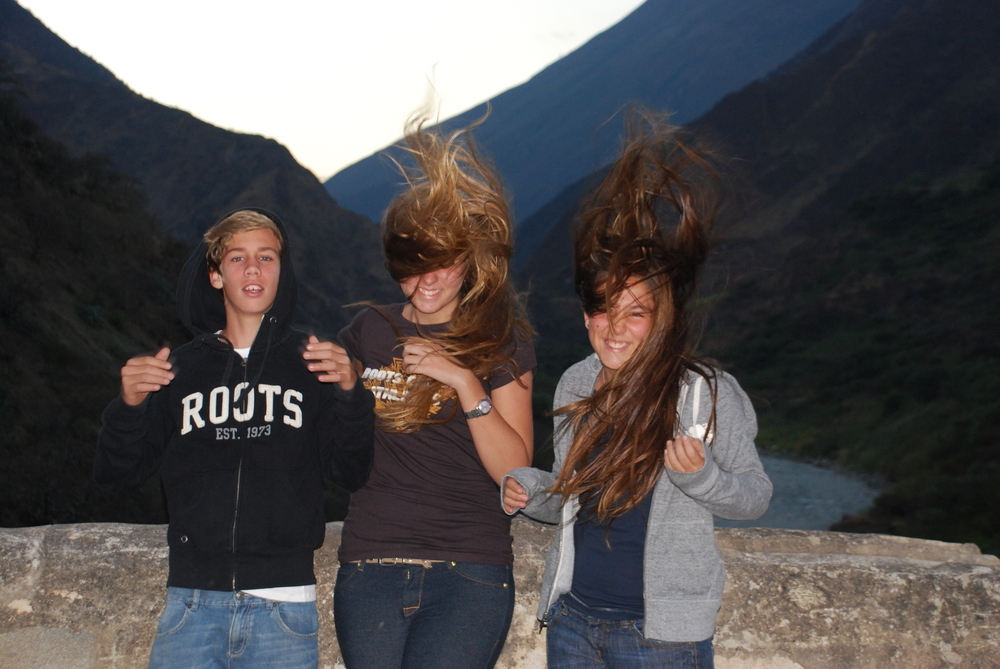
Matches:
[502,112,772,669]
[307,118,535,668]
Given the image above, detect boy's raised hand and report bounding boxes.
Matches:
[121,347,174,406]
[303,335,358,391]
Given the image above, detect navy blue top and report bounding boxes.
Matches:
[570,489,653,619]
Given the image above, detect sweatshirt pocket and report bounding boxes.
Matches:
[644,521,725,601]
[164,471,236,553]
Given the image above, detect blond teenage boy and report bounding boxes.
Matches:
[95,209,374,668]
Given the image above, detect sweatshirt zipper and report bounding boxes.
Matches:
[230,356,248,591]
[545,497,576,624]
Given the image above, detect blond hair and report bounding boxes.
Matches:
[204,210,284,273]
[378,116,532,432]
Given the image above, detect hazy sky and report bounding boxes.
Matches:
[18,0,646,180]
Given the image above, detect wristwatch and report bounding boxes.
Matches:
[463,397,493,419]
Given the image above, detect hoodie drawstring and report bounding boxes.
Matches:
[241,316,277,412]
[191,332,239,393]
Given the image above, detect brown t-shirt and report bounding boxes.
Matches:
[337,304,536,565]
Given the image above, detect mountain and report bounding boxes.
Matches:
[324,0,860,263]
[0,84,189,526]
[0,0,396,336]
[519,0,1000,552]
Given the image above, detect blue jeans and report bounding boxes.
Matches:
[546,596,714,669]
[334,560,515,669]
[149,587,319,668]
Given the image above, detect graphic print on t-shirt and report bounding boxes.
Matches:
[359,357,444,416]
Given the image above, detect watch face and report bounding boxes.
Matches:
[465,397,493,419]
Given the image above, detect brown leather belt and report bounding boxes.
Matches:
[357,558,452,569]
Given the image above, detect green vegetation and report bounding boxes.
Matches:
[708,165,1000,553]
[0,86,192,526]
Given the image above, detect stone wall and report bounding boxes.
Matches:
[1,519,997,668]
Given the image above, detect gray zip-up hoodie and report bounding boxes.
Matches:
[504,353,772,642]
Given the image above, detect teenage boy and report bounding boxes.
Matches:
[95,209,374,668]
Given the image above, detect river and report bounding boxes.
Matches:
[714,455,880,530]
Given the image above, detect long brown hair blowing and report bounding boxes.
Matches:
[378,115,532,432]
[550,111,721,523]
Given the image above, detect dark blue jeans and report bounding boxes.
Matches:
[334,560,515,669]
[546,596,714,669]
[149,587,318,668]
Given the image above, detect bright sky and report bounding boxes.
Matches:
[18,0,646,180]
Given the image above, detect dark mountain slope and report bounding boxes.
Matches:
[524,0,1000,352]
[0,87,188,526]
[0,0,117,85]
[518,0,1000,551]
[689,0,1000,336]
[325,0,859,246]
[0,0,395,334]
[732,169,1000,552]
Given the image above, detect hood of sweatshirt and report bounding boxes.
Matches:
[175,208,298,350]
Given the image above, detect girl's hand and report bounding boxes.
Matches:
[665,435,706,473]
[401,341,533,484]
[400,342,473,390]
[303,336,358,391]
[503,477,530,514]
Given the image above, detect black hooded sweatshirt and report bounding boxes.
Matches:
[95,209,374,591]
